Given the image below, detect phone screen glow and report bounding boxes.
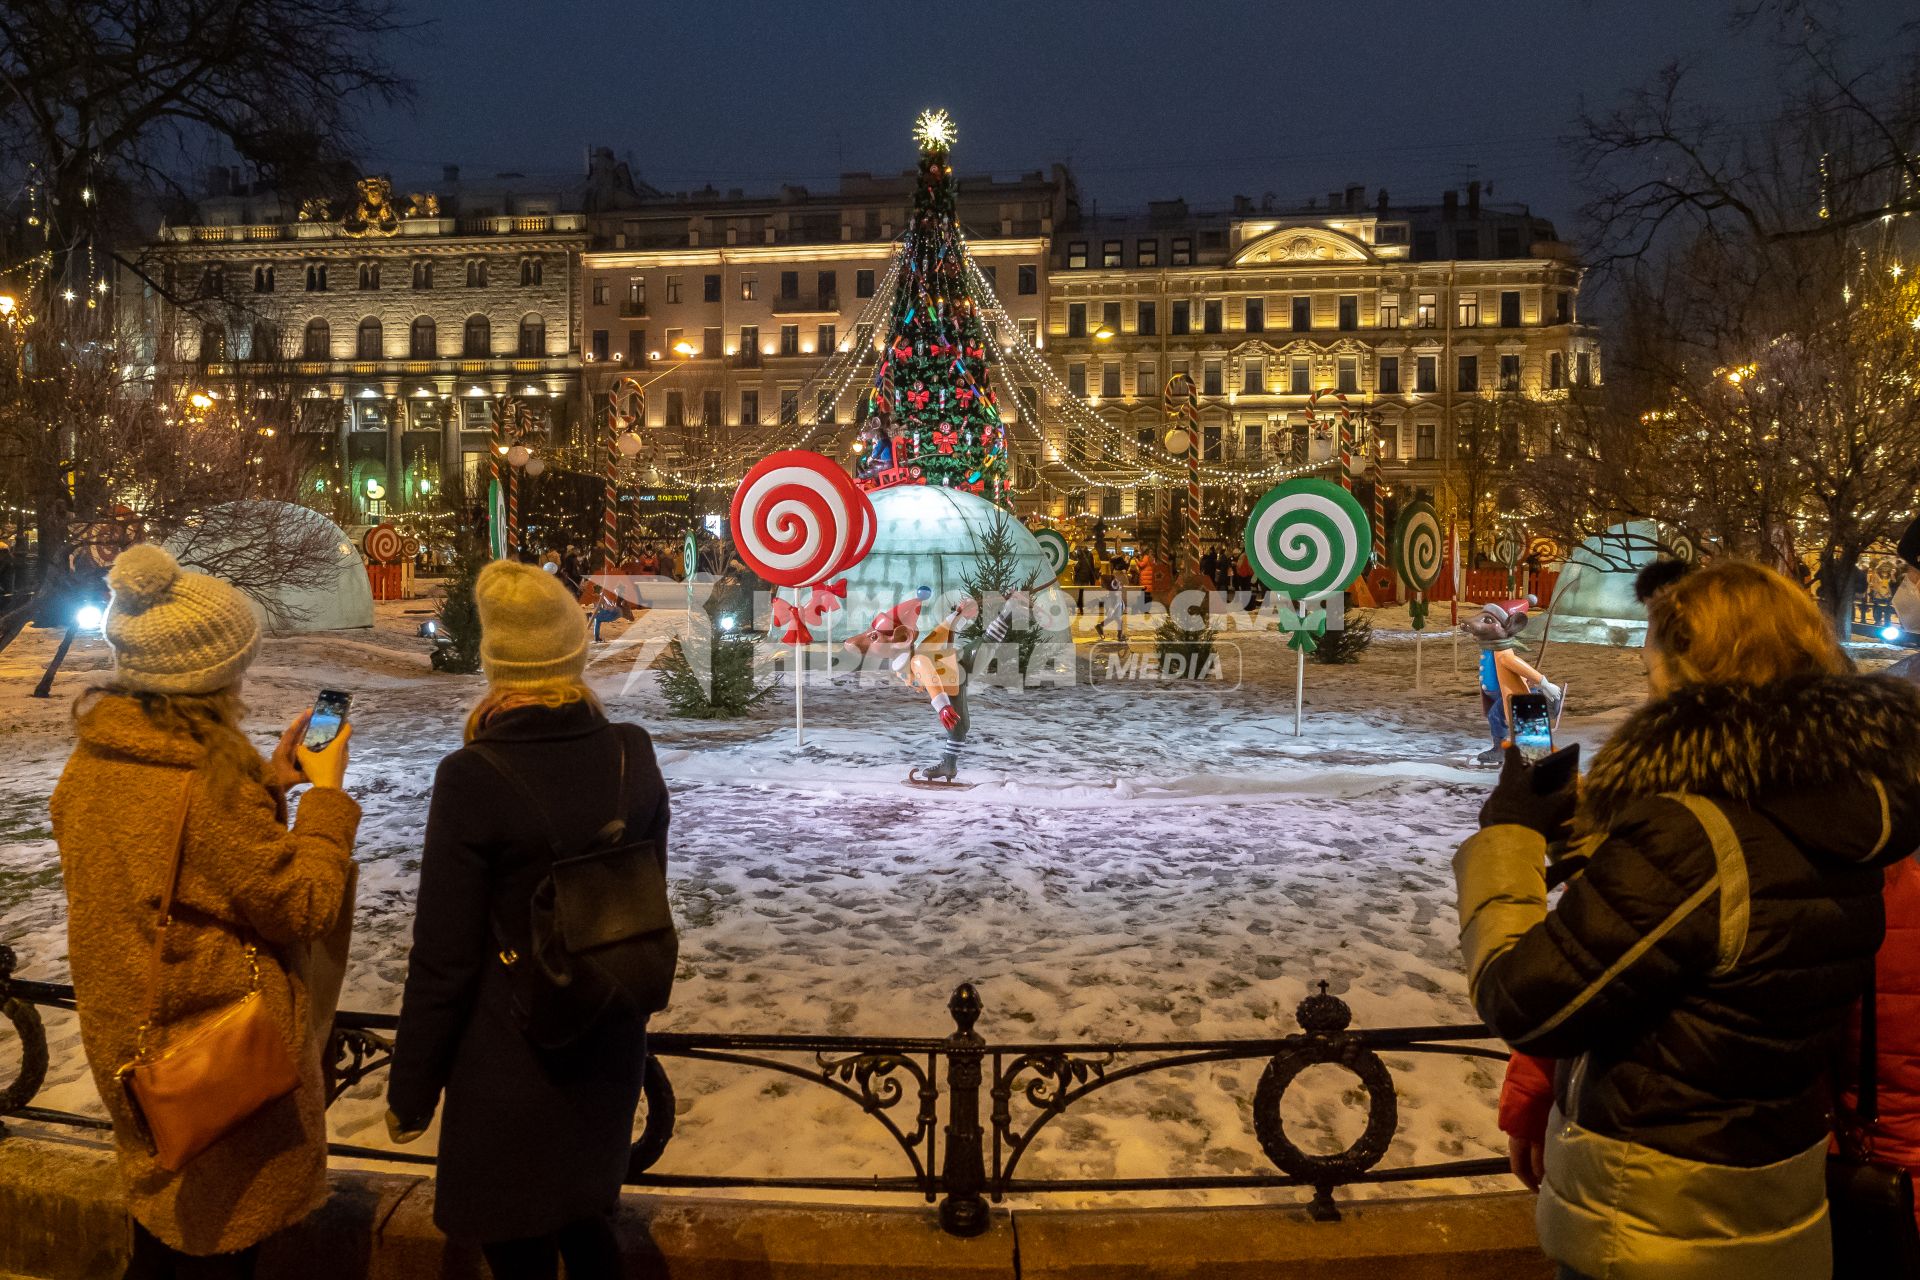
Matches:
[1513,706,1554,764]
[303,692,350,751]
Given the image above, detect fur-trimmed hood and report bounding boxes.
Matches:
[1578,673,1920,865]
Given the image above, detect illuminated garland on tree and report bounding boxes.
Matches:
[856,109,1009,502]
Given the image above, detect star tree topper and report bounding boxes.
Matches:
[913,108,956,152]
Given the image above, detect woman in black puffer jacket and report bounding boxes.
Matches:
[1455,560,1920,1280]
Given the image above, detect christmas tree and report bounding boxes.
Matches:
[855,109,1009,502]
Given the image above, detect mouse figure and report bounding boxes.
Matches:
[1461,597,1562,766]
[844,587,1023,785]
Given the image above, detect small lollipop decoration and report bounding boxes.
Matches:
[1390,499,1443,692]
[1032,529,1070,581]
[1244,477,1372,737]
[731,450,876,745]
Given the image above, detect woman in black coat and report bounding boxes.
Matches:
[387,561,671,1280]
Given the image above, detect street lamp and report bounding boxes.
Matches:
[672,340,698,357]
[1093,325,1116,341]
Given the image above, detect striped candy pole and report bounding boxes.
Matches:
[489,397,504,556]
[601,387,620,573]
[1184,384,1201,582]
[505,399,521,558]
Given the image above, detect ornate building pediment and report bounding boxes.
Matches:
[1231,225,1375,267]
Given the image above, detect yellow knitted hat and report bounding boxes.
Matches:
[476,559,588,690]
[104,544,263,695]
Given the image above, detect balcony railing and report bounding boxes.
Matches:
[771,293,839,314]
[0,942,1506,1235]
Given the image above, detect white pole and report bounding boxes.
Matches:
[1293,603,1307,738]
[1415,634,1424,693]
[793,587,806,747]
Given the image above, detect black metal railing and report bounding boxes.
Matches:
[0,942,1508,1234]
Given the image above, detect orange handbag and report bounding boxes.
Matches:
[116,777,301,1172]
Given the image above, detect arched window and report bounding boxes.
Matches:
[465,259,487,288]
[520,257,543,286]
[303,319,330,359]
[409,316,437,358]
[356,316,383,360]
[463,314,491,356]
[248,323,277,362]
[517,313,545,357]
[252,264,274,293]
[199,323,227,361]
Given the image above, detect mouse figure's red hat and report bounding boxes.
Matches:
[1476,595,1539,623]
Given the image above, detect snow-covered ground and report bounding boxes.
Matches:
[3,592,1858,1209]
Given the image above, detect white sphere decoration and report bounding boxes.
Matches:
[523,457,546,478]
[1164,427,1192,455]
[615,431,644,457]
[506,444,531,467]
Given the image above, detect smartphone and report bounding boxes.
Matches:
[303,689,353,752]
[1509,692,1554,764]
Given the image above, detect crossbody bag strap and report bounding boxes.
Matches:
[466,743,565,860]
[1662,792,1751,977]
[134,773,195,1060]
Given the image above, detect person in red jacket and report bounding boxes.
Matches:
[1834,856,1920,1232]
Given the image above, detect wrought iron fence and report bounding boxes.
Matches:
[0,941,1510,1235]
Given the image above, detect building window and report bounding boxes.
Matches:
[200,264,226,297]
[590,329,609,361]
[304,263,328,291]
[1243,422,1262,457]
[1456,355,1478,392]
[1457,293,1479,327]
[1170,300,1190,335]
[779,389,799,422]
[1498,225,1522,257]
[1244,298,1265,332]
[1202,359,1224,396]
[1067,363,1086,397]
[738,324,760,366]
[1170,237,1192,266]
[1416,354,1438,392]
[736,274,756,302]
[200,323,226,361]
[666,275,683,304]
[1338,295,1357,331]
[1289,357,1311,394]
[302,318,330,359]
[409,316,436,358]
[1378,356,1400,394]
[1203,300,1223,333]
[1379,295,1399,328]
[1338,356,1358,394]
[1500,290,1521,328]
[244,323,276,361]
[412,260,432,290]
[855,269,875,298]
[465,259,487,288]
[252,264,274,293]
[1549,352,1565,389]
[1499,354,1521,391]
[1242,358,1265,395]
[1576,351,1593,386]
[518,314,546,357]
[1017,318,1037,346]
[664,391,683,427]
[664,328,684,359]
[1100,301,1121,334]
[1137,239,1158,267]
[1067,241,1088,269]
[1555,292,1572,324]
[1416,293,1437,327]
[1067,303,1087,338]
[703,273,721,303]
[627,329,645,362]
[1018,264,1037,295]
[1200,424,1220,462]
[817,323,836,353]
[1291,296,1311,331]
[627,277,646,310]
[1414,228,1439,258]
[521,257,543,286]
[1135,358,1154,394]
[1416,423,1437,460]
[463,314,491,357]
[779,324,799,356]
[356,316,383,359]
[1101,362,1121,398]
[592,277,610,306]
[1102,240,1122,268]
[817,271,837,308]
[741,388,759,424]
[705,388,725,425]
[1137,300,1157,336]
[1455,229,1480,259]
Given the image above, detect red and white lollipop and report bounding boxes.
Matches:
[730,450,875,588]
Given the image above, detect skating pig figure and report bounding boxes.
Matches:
[1461,597,1562,765]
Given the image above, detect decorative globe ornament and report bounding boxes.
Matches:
[615,431,644,457]
[523,457,546,478]
[506,444,531,467]
[1164,428,1192,455]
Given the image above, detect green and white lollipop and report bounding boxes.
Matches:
[1032,528,1070,580]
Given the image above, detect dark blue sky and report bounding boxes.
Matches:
[357,0,1916,239]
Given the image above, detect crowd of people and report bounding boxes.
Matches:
[36,533,1920,1279]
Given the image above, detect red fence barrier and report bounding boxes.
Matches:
[366,562,405,601]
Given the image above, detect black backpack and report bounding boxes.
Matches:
[471,728,678,1050]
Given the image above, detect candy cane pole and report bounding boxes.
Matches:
[602,390,620,574]
[1185,417,1201,581]
[488,398,503,557]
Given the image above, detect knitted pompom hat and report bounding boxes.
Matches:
[475,559,588,690]
[104,544,263,695]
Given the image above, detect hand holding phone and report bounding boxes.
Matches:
[297,689,353,790]
[1509,692,1554,764]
